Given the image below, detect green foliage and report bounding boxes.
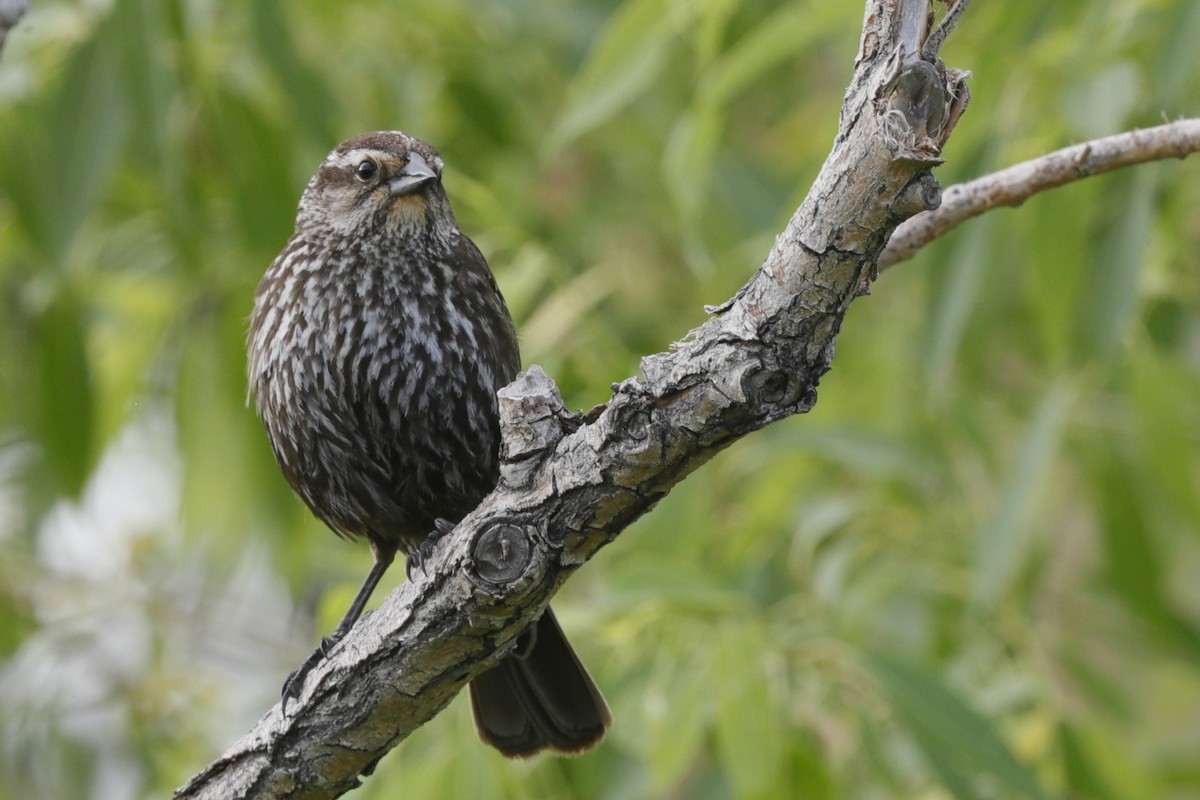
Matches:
[1,0,1198,798]
[866,654,1048,800]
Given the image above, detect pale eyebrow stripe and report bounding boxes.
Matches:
[328,149,394,169]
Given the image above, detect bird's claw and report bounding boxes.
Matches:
[280,636,338,715]
[404,518,457,580]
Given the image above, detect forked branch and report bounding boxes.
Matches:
[182,2,1200,797]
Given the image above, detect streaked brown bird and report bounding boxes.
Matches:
[247,131,610,757]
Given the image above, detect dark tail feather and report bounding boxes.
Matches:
[469,606,611,758]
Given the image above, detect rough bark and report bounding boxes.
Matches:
[177,1,969,797]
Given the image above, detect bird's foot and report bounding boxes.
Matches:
[281,634,338,715]
[405,518,456,580]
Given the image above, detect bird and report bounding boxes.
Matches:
[247,131,611,757]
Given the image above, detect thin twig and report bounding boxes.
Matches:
[922,0,971,60]
[880,118,1200,269]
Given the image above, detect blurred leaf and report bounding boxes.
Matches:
[1153,0,1200,107]
[663,107,724,229]
[252,0,338,148]
[1092,442,1200,663]
[1128,352,1200,531]
[549,0,677,150]
[867,654,1050,800]
[858,710,905,796]
[665,4,823,228]
[700,4,819,109]
[1024,181,1094,368]
[175,310,288,545]
[520,262,618,355]
[1061,723,1160,800]
[0,577,35,657]
[924,213,995,395]
[713,621,785,799]
[971,381,1075,611]
[112,0,204,268]
[113,0,173,167]
[602,557,744,614]
[644,647,711,793]
[690,0,737,72]
[771,426,939,479]
[1063,61,1141,139]
[30,290,95,496]
[43,21,130,260]
[1092,444,1163,611]
[1060,649,1132,722]
[207,87,298,255]
[791,735,836,800]
[1,16,128,264]
[1079,166,1158,360]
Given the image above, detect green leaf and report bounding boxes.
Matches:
[30,290,95,496]
[207,88,298,255]
[1079,167,1158,360]
[1024,181,1095,369]
[47,25,130,259]
[602,557,744,614]
[713,621,785,799]
[1063,61,1142,140]
[663,106,724,223]
[252,0,338,148]
[771,426,939,479]
[700,5,822,110]
[111,0,204,268]
[548,0,677,150]
[866,654,1049,800]
[971,381,1075,611]
[924,213,994,395]
[1061,723,1160,800]
[1128,353,1200,531]
[1091,442,1200,663]
[791,732,837,800]
[644,646,711,793]
[2,19,128,264]
[175,310,293,546]
[690,0,738,73]
[1153,0,1200,107]
[665,5,828,247]
[113,0,174,168]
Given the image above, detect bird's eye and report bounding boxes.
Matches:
[355,160,378,182]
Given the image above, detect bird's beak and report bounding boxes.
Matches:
[388,153,440,197]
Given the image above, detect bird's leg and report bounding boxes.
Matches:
[405,517,457,579]
[281,542,396,713]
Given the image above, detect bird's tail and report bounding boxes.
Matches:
[469,606,611,758]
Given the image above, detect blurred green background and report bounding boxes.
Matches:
[1,1,1199,798]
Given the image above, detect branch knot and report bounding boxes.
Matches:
[470,522,536,587]
[740,362,807,420]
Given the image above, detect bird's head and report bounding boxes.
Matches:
[296,131,455,240]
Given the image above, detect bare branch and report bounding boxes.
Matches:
[880,118,1200,269]
[922,0,972,61]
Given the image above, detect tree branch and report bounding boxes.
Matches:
[177,2,969,796]
[879,118,1200,269]
[177,14,1200,800]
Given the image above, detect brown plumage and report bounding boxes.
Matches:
[247,131,610,757]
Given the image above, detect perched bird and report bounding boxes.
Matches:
[247,131,610,757]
